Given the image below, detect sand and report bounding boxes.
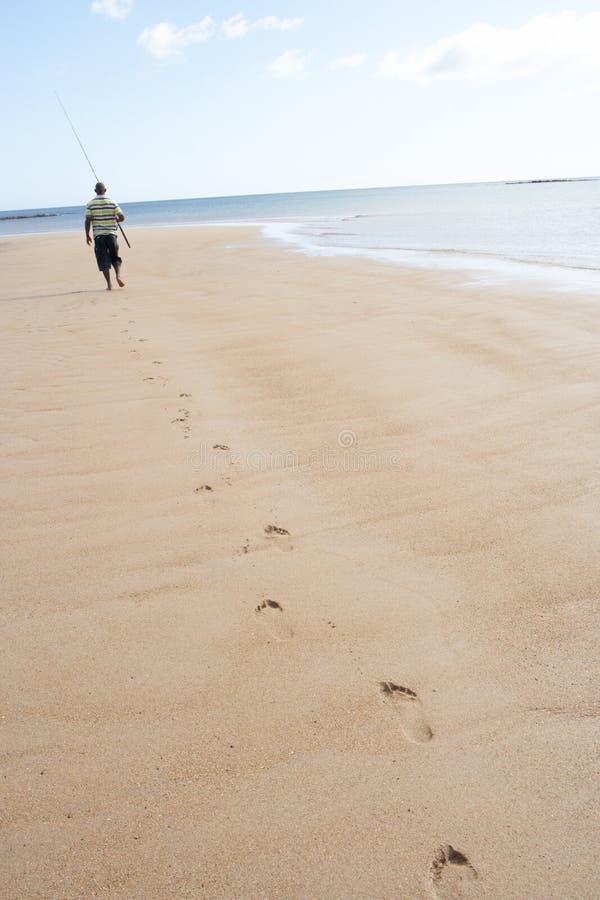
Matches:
[1,227,598,899]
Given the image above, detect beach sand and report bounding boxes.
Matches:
[1,227,598,898]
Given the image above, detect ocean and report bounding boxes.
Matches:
[2,179,599,291]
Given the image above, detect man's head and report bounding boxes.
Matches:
[95,182,106,195]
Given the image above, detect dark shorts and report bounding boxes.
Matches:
[94,234,121,272]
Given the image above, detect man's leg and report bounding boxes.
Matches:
[110,236,125,287]
[95,237,113,290]
[114,262,125,288]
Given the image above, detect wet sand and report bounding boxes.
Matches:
[1,227,598,898]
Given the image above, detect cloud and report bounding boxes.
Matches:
[138,11,304,60]
[221,13,304,39]
[331,52,367,70]
[91,0,133,19]
[254,16,304,32]
[138,17,215,60]
[380,12,600,81]
[221,13,249,39]
[268,49,308,79]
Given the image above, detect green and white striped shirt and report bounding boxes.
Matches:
[86,196,123,237]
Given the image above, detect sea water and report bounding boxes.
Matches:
[2,179,599,291]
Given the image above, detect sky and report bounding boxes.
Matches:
[2,1,600,209]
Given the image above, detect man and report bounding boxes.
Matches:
[85,183,126,290]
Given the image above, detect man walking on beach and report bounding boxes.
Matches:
[85,183,126,290]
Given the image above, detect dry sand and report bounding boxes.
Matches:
[1,227,598,899]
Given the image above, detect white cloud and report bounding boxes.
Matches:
[138,11,304,61]
[138,17,215,60]
[221,13,249,39]
[268,49,308,79]
[331,52,367,70]
[221,13,304,39]
[380,12,600,82]
[91,0,133,19]
[254,16,304,32]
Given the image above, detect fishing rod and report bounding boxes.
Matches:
[55,91,131,248]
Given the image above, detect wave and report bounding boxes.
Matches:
[262,222,600,292]
[346,244,600,273]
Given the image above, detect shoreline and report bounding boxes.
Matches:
[2,228,598,898]
[3,223,600,297]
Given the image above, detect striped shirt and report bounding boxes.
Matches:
[86,196,123,236]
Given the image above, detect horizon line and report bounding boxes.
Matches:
[3,174,599,215]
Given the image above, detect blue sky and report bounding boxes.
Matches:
[2,1,600,209]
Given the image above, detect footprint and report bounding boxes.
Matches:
[430,845,477,899]
[379,682,433,744]
[264,524,293,552]
[179,392,191,398]
[194,485,213,493]
[255,599,293,641]
[213,444,230,451]
[143,376,155,382]
[152,360,163,365]
[171,409,191,438]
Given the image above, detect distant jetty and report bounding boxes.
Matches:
[0,212,59,221]
[506,177,598,185]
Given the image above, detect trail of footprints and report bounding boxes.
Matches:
[124,324,193,439]
[125,316,473,891]
[247,524,474,892]
[126,315,190,439]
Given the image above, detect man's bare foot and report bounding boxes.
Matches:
[117,278,125,287]
[106,284,112,290]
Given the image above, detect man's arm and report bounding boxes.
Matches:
[85,215,92,246]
